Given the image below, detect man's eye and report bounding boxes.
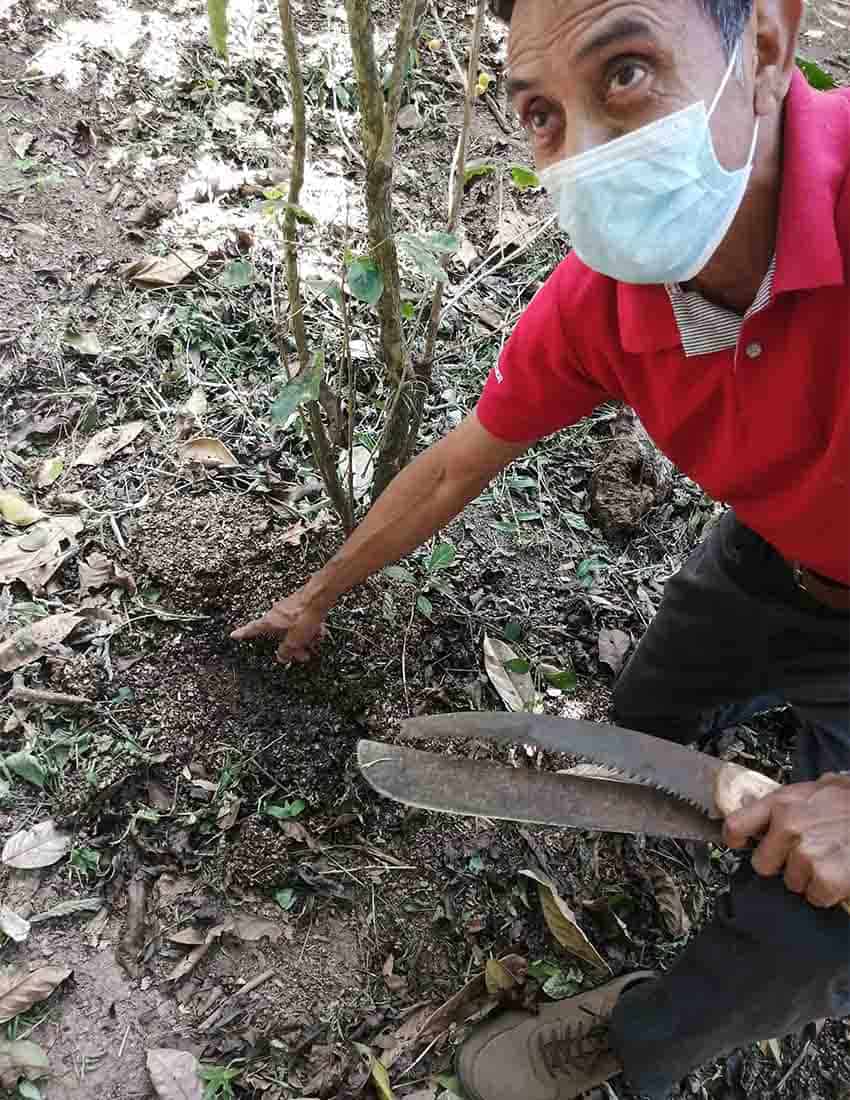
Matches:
[607,61,647,96]
[523,101,556,134]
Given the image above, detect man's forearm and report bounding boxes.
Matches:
[301,416,527,609]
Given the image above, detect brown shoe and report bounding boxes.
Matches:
[456,971,655,1100]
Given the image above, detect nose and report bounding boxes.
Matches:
[536,120,610,172]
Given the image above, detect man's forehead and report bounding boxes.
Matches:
[506,0,688,70]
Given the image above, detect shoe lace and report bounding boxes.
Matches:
[536,1007,610,1077]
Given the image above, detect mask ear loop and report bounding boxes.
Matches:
[708,39,760,169]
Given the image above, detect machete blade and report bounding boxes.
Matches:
[399,712,726,818]
[358,739,722,842]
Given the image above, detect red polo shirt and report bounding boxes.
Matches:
[476,72,850,584]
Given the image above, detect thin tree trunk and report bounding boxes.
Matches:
[279,0,352,530]
[346,0,420,502]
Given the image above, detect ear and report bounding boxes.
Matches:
[752,0,802,117]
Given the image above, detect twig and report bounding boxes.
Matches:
[776,1040,812,1091]
[199,967,276,1030]
[8,684,94,708]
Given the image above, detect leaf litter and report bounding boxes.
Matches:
[0,966,72,1025]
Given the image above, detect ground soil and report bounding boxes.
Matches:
[1,2,849,1100]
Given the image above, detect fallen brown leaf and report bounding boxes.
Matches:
[179,436,238,467]
[0,966,72,1025]
[598,627,631,676]
[650,867,692,938]
[0,611,83,672]
[146,1048,204,1100]
[73,421,146,467]
[418,954,527,1039]
[0,516,84,594]
[520,869,610,972]
[79,552,137,596]
[117,877,148,978]
[0,1039,49,1090]
[123,249,208,288]
[2,820,72,869]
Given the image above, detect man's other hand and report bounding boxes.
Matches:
[723,773,850,908]
[230,589,327,664]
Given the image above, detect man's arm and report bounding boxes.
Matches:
[231,413,531,661]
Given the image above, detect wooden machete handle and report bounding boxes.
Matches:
[714,762,850,916]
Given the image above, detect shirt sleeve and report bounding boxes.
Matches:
[475,260,612,444]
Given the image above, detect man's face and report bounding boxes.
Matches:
[507,0,757,172]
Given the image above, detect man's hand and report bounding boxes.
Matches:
[230,588,327,664]
[723,773,850,908]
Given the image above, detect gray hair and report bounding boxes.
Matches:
[488,0,754,56]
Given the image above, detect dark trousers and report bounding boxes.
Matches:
[607,512,850,1098]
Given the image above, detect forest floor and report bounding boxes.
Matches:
[1,1,849,1099]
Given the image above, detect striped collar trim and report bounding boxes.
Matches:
[665,254,777,358]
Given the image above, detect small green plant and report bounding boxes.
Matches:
[384,539,457,620]
[200,1063,241,1100]
[265,798,306,820]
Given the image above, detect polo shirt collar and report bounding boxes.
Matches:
[617,68,848,354]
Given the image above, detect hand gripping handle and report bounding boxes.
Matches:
[714,763,850,915]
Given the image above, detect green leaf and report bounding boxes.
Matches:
[503,619,523,643]
[307,278,343,307]
[384,565,416,585]
[274,888,297,911]
[464,161,495,184]
[543,969,583,999]
[425,231,459,254]
[270,349,325,424]
[5,752,45,789]
[510,164,540,190]
[219,260,254,288]
[795,56,836,90]
[18,1082,43,1099]
[503,657,530,675]
[266,799,306,819]
[527,959,560,981]
[206,0,228,59]
[428,542,456,571]
[396,232,450,281]
[400,300,415,320]
[416,594,433,618]
[347,257,384,304]
[283,201,317,225]
[562,512,588,531]
[540,664,577,692]
[69,847,101,874]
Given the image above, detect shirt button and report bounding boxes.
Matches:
[745,341,763,359]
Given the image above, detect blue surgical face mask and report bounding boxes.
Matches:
[539,43,759,285]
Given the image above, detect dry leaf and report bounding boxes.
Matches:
[759,1038,783,1066]
[231,913,285,942]
[79,552,137,596]
[483,634,539,713]
[123,249,208,288]
[0,1039,49,1090]
[62,329,103,357]
[2,820,72,869]
[281,819,321,851]
[168,927,206,947]
[216,796,241,831]
[146,1048,204,1100]
[35,457,64,488]
[0,908,31,943]
[519,870,610,972]
[598,628,631,676]
[0,516,84,594]
[484,958,518,995]
[370,1058,395,1100]
[167,922,227,982]
[73,421,146,467]
[117,877,148,979]
[418,955,527,1039]
[179,437,238,467]
[12,132,35,158]
[0,611,83,672]
[0,966,72,1025]
[490,209,536,252]
[0,491,45,527]
[650,867,691,938]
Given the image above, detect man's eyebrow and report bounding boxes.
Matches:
[576,16,653,62]
[506,75,536,97]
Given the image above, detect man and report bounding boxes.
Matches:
[233,0,850,1095]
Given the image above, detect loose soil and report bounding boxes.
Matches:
[1,1,849,1099]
